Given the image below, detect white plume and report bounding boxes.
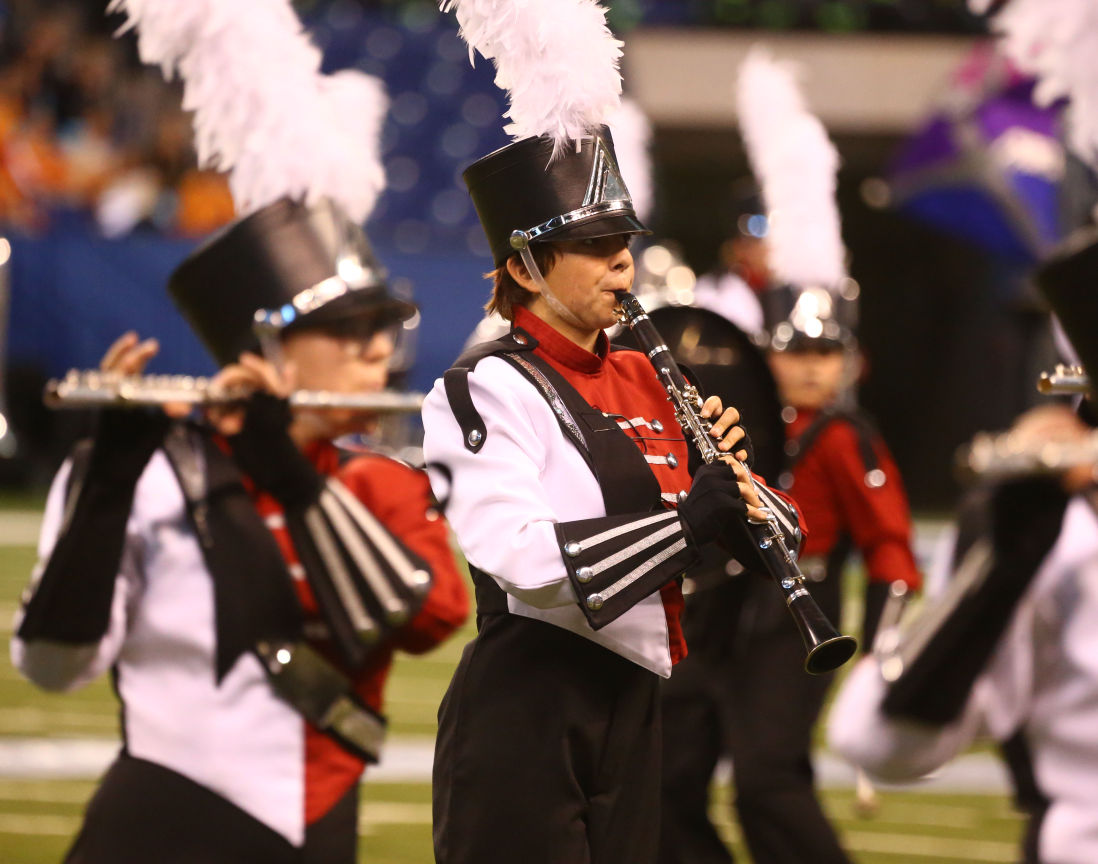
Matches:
[441,0,622,154]
[108,0,387,222]
[608,98,653,222]
[736,47,845,287]
[970,0,1098,165]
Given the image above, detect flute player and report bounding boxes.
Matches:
[11,199,468,864]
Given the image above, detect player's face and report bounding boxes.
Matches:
[535,235,635,335]
[768,347,844,410]
[281,327,393,437]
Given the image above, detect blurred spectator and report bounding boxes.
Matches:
[0,3,235,237]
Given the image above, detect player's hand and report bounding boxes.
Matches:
[720,453,766,521]
[207,352,295,436]
[100,331,159,376]
[700,396,750,462]
[1009,404,1095,494]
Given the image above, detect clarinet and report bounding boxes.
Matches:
[614,291,857,674]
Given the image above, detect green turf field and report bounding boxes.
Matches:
[0,514,1023,863]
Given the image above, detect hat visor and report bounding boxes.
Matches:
[771,333,847,353]
[535,212,651,246]
[285,288,417,338]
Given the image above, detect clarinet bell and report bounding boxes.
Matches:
[790,593,858,674]
[804,633,858,675]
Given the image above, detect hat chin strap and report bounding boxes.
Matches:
[511,231,586,330]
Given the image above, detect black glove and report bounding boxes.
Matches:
[687,425,755,477]
[677,461,748,547]
[17,410,169,645]
[227,393,323,511]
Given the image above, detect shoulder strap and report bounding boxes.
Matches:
[443,327,538,453]
[787,407,881,481]
[496,351,593,473]
[161,424,389,763]
[444,327,663,516]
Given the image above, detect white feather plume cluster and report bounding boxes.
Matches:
[441,0,622,154]
[969,0,1098,165]
[608,98,653,222]
[108,0,387,222]
[736,47,845,287]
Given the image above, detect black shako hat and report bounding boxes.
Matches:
[1036,228,1098,387]
[169,198,415,366]
[463,126,649,267]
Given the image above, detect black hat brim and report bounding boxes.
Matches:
[534,212,650,248]
[285,288,417,337]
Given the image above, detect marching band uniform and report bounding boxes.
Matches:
[423,130,803,864]
[718,403,920,864]
[779,406,922,647]
[828,229,1098,864]
[660,48,922,863]
[829,478,1097,864]
[658,367,921,864]
[11,200,468,864]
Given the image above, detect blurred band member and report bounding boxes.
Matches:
[830,230,1098,864]
[12,199,469,864]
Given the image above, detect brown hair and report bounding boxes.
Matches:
[484,243,560,321]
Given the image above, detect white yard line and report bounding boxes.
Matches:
[0,736,1010,794]
[843,829,1017,862]
[0,812,81,836]
[357,802,433,827]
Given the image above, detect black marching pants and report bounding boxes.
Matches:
[659,579,850,864]
[433,613,663,864]
[64,752,358,864]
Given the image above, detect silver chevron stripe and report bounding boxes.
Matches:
[573,510,679,553]
[304,505,377,635]
[599,538,690,601]
[587,520,684,577]
[756,484,797,537]
[886,538,993,677]
[319,489,406,620]
[326,479,430,595]
[644,454,670,465]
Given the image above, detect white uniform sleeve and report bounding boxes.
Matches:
[826,655,987,783]
[10,459,141,692]
[422,360,581,610]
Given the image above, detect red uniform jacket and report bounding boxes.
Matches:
[253,443,469,825]
[785,408,921,591]
[515,307,804,664]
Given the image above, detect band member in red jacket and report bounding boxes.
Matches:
[660,47,920,864]
[422,115,804,862]
[12,199,469,864]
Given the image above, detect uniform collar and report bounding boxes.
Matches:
[513,306,609,374]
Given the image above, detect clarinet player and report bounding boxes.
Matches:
[422,124,804,862]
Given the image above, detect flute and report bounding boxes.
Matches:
[44,369,425,414]
[1037,364,1090,395]
[956,428,1098,481]
[613,291,857,674]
